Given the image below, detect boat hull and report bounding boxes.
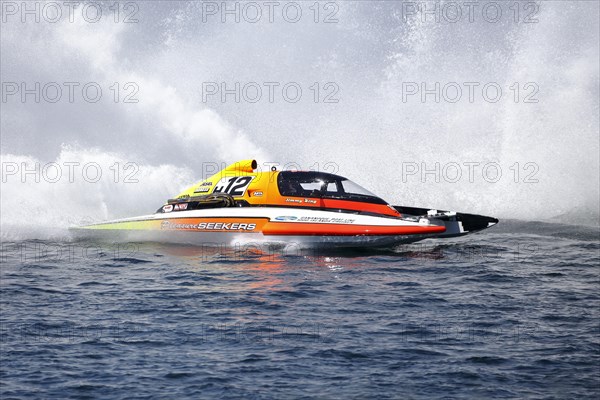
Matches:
[71,207,455,248]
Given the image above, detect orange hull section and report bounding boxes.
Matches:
[262,222,446,236]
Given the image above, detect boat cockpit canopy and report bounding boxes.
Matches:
[277,171,387,204]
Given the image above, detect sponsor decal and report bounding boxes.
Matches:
[160,220,257,231]
[162,204,173,213]
[174,203,188,211]
[198,222,256,231]
[253,191,263,197]
[285,198,302,203]
[274,216,298,221]
[298,217,355,224]
[194,181,213,193]
[273,216,355,223]
[161,220,196,230]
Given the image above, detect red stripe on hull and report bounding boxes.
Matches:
[262,222,446,236]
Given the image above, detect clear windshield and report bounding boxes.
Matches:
[339,179,378,197]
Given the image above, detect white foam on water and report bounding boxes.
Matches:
[0,146,195,240]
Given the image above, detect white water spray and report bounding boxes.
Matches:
[1,1,598,240]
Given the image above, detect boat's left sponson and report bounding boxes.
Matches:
[72,207,446,245]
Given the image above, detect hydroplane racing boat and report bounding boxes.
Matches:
[72,160,498,247]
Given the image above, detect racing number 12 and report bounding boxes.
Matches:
[213,176,253,196]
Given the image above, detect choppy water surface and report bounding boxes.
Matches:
[1,220,599,399]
